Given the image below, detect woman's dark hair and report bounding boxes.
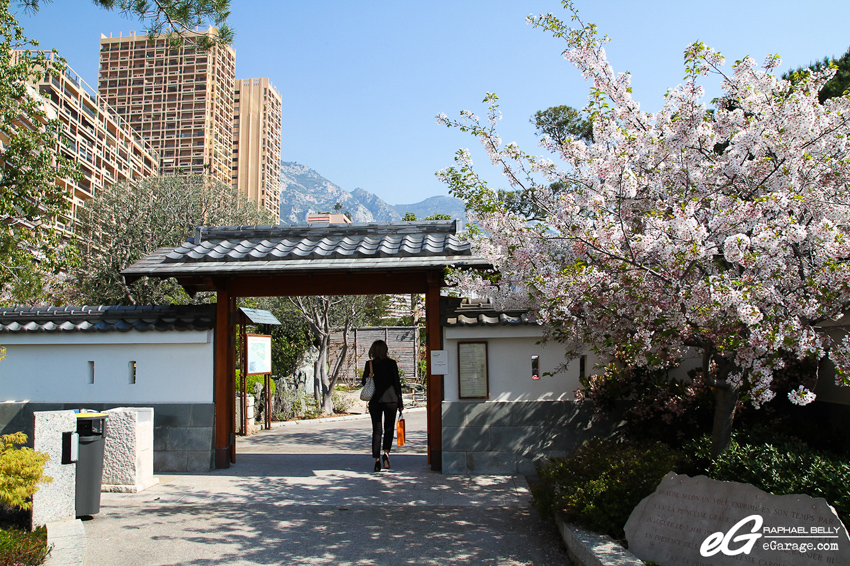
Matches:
[369,340,389,360]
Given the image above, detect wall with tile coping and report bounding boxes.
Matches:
[441,321,850,473]
[0,326,215,472]
[441,325,616,474]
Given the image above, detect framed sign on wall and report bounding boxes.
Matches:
[457,341,489,399]
[246,334,273,375]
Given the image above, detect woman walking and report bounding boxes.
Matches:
[362,339,404,472]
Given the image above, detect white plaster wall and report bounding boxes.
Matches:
[443,326,604,403]
[0,330,213,404]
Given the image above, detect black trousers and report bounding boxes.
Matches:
[369,402,398,458]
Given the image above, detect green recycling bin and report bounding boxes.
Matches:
[75,412,108,517]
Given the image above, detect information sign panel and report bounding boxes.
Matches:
[246,334,272,375]
[458,341,488,399]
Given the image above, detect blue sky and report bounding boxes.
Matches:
[16,1,850,205]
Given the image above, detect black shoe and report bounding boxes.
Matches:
[374,460,381,472]
[382,454,390,469]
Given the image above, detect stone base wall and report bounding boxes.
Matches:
[0,402,214,473]
[441,400,620,475]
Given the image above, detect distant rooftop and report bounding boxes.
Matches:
[441,297,537,327]
[306,213,351,224]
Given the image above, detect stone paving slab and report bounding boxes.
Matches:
[82,410,570,565]
[45,519,86,566]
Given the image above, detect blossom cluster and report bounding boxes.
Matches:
[438,6,850,411]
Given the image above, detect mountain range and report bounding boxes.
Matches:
[278,161,466,224]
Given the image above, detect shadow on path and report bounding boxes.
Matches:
[83,411,570,565]
[236,417,427,456]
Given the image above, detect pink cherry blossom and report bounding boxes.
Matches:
[439,2,850,453]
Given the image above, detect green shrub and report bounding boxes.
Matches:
[236,371,276,398]
[684,429,850,527]
[273,388,320,421]
[577,364,715,446]
[0,525,50,565]
[532,438,681,540]
[332,391,353,414]
[0,433,51,511]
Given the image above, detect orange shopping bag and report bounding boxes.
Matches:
[396,414,405,446]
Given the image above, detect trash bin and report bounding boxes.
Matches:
[75,411,108,517]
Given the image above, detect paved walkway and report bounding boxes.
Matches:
[82,410,570,565]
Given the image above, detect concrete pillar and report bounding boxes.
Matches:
[32,410,76,528]
[102,407,159,493]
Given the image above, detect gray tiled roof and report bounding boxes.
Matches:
[123,221,490,281]
[0,305,215,333]
[442,298,537,327]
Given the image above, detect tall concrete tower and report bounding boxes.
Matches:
[98,28,235,184]
[233,78,282,223]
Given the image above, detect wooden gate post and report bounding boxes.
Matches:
[425,271,443,471]
[214,284,237,468]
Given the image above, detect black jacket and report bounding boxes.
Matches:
[362,357,403,408]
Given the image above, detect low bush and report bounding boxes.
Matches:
[273,389,320,421]
[236,372,276,398]
[0,433,51,511]
[684,429,850,526]
[576,364,714,446]
[332,391,353,414]
[0,501,50,565]
[533,425,850,547]
[531,438,681,540]
[0,525,50,566]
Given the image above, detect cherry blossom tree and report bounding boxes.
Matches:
[438,2,850,456]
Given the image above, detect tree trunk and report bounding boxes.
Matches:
[697,347,741,459]
[316,332,333,415]
[313,357,322,402]
[321,318,353,416]
[321,388,334,415]
[287,295,358,416]
[711,385,739,457]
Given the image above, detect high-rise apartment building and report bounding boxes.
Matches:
[97,28,235,184]
[233,78,281,222]
[18,53,159,232]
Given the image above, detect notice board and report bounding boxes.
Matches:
[457,341,488,399]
